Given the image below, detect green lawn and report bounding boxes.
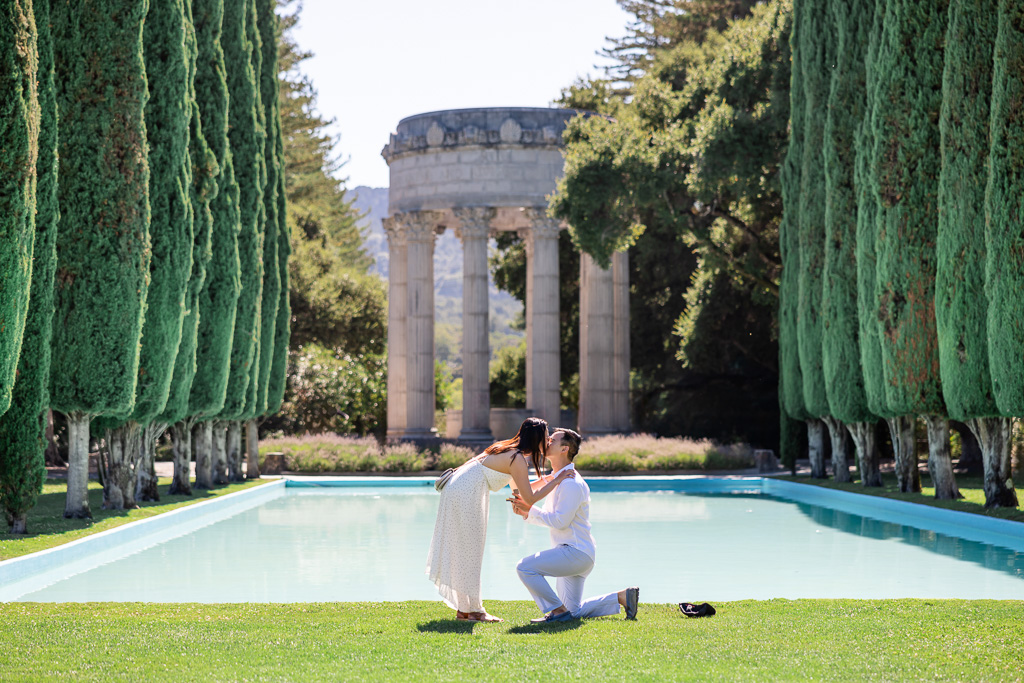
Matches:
[0,600,1021,681]
[782,474,1024,523]
[0,478,270,560]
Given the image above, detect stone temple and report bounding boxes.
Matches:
[381,107,629,441]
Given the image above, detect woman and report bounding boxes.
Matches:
[426,417,574,622]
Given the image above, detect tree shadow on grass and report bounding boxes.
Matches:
[507,618,584,635]
[416,619,478,634]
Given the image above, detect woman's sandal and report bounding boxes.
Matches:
[456,611,503,623]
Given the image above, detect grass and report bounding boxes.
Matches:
[0,478,269,561]
[0,600,1021,681]
[783,473,1024,523]
[259,433,755,474]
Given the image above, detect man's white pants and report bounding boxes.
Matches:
[516,545,620,618]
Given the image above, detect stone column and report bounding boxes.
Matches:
[404,211,441,438]
[383,216,408,440]
[612,249,631,432]
[578,253,615,436]
[454,207,495,441]
[520,209,562,427]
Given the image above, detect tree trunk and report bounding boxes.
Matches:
[226,421,243,481]
[886,416,920,493]
[950,420,983,474]
[9,514,27,534]
[194,421,213,489]
[924,415,960,500]
[135,422,162,502]
[968,417,1018,508]
[245,419,260,479]
[64,412,92,518]
[807,418,826,478]
[822,416,851,482]
[847,421,881,487]
[212,421,228,485]
[44,409,61,466]
[101,424,140,510]
[168,420,192,495]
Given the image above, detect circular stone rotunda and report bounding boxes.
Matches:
[381,107,629,441]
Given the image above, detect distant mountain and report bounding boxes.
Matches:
[347,186,524,374]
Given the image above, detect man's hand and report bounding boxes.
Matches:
[510,492,532,519]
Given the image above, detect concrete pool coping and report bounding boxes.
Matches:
[2,475,1022,601]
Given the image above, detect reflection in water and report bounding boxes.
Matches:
[14,487,1024,602]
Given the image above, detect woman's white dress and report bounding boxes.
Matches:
[426,459,512,612]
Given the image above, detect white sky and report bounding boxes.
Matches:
[289,0,632,189]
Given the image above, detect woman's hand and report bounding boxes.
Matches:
[557,469,576,482]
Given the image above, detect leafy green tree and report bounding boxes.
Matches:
[161,0,218,496]
[870,0,949,493]
[935,0,1002,502]
[822,0,880,486]
[51,0,151,518]
[0,0,39,418]
[0,0,52,533]
[189,0,241,488]
[981,0,1024,507]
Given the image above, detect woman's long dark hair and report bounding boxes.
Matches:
[485,417,548,474]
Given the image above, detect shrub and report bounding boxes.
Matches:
[436,443,477,470]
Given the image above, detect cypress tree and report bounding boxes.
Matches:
[0,0,39,417]
[0,0,52,533]
[982,0,1024,507]
[162,0,217,496]
[870,0,949,493]
[188,0,241,488]
[217,0,265,483]
[936,0,1000,502]
[822,0,879,486]
[51,0,151,519]
[795,0,832,477]
[121,0,195,504]
[779,0,820,469]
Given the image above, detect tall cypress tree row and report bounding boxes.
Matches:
[121,0,195,505]
[51,0,151,518]
[822,0,879,486]
[936,0,1001,502]
[217,0,264,483]
[0,0,52,533]
[870,0,949,493]
[779,0,814,468]
[189,0,240,489]
[162,0,217,496]
[796,0,832,478]
[0,0,39,418]
[982,0,1024,507]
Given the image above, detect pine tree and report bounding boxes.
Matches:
[161,0,217,497]
[779,0,812,461]
[822,0,879,486]
[935,0,1001,502]
[796,0,833,478]
[870,0,949,493]
[0,0,51,533]
[189,0,241,489]
[982,0,1024,507]
[0,0,40,417]
[50,0,151,518]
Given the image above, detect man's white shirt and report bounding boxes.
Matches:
[525,463,596,561]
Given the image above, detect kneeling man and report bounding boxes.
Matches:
[511,427,639,623]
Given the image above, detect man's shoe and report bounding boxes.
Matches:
[530,610,574,624]
[625,586,639,620]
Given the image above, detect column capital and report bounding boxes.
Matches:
[393,210,443,244]
[452,206,495,241]
[382,215,407,245]
[520,207,563,240]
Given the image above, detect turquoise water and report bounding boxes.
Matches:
[13,486,1024,602]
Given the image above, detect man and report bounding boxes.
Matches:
[510,427,639,623]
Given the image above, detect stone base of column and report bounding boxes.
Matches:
[400,427,439,439]
[458,427,494,442]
